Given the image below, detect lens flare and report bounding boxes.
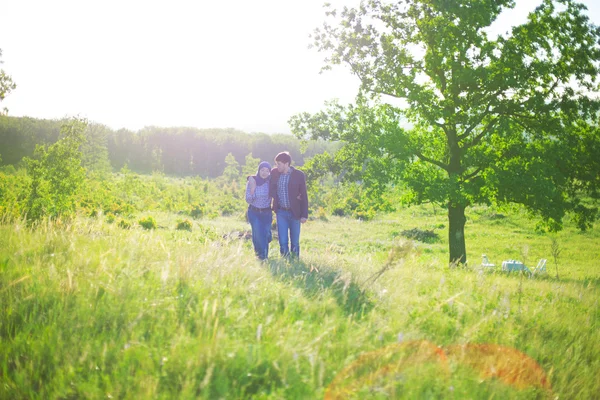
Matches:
[324,340,448,400]
[445,343,551,391]
[325,341,552,399]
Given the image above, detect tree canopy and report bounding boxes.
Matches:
[290,0,600,264]
[0,116,340,178]
[0,49,16,116]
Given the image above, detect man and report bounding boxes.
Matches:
[269,151,308,258]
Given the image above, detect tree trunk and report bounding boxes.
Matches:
[448,203,467,266]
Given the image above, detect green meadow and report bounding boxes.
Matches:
[1,203,598,399]
[3,0,600,397]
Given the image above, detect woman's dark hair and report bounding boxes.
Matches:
[275,151,292,165]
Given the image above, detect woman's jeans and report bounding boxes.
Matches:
[247,207,272,260]
[276,209,301,257]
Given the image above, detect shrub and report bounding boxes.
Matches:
[190,203,207,219]
[106,213,116,224]
[220,200,239,216]
[138,216,157,230]
[0,165,16,174]
[24,118,87,222]
[176,219,193,231]
[401,228,440,243]
[196,224,219,243]
[353,208,375,221]
[315,207,329,222]
[118,219,131,229]
[346,197,359,211]
[207,210,219,219]
[105,203,121,215]
[332,207,346,217]
[105,201,135,216]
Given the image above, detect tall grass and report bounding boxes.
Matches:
[1,205,599,398]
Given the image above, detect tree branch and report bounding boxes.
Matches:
[414,150,449,171]
[463,166,483,182]
[457,92,500,142]
[464,117,498,151]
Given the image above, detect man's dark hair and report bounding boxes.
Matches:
[275,151,292,165]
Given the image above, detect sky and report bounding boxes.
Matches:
[1,0,599,134]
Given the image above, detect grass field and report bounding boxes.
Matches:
[1,204,599,399]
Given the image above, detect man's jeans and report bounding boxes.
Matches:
[248,207,272,260]
[276,209,301,257]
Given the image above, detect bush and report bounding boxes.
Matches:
[138,216,157,230]
[346,197,359,211]
[118,219,131,229]
[0,165,16,174]
[106,213,116,224]
[196,224,219,243]
[315,207,329,222]
[176,219,193,231]
[401,228,440,243]
[220,200,239,216]
[105,201,135,217]
[190,203,207,219]
[24,118,87,222]
[332,207,345,217]
[353,208,375,221]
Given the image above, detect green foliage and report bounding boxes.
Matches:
[195,224,219,243]
[0,204,598,398]
[0,49,16,116]
[24,118,87,222]
[118,218,131,229]
[150,145,163,173]
[291,0,600,264]
[242,152,261,178]
[220,199,241,217]
[352,208,376,221]
[15,169,234,222]
[302,170,392,220]
[1,114,343,178]
[0,169,28,220]
[176,218,193,231]
[314,206,329,222]
[400,228,441,244]
[81,123,112,176]
[0,164,15,174]
[189,203,211,219]
[221,152,241,183]
[138,215,157,230]
[103,200,134,217]
[0,116,63,166]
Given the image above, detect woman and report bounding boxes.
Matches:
[246,161,273,260]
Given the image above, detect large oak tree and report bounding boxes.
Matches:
[290,0,600,265]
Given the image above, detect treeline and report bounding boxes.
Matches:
[0,117,388,225]
[0,116,339,177]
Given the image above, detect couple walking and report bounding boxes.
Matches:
[245,151,308,261]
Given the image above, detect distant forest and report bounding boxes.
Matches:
[0,116,339,177]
